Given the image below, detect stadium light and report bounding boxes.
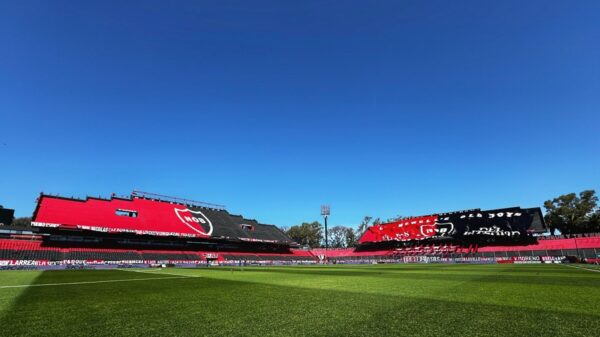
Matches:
[321,205,330,258]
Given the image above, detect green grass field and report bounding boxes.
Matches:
[0,264,599,337]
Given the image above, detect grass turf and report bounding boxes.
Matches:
[0,264,599,337]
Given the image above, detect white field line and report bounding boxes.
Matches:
[562,264,600,273]
[118,268,202,278]
[0,275,195,289]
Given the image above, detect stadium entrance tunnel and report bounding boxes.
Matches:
[0,266,599,337]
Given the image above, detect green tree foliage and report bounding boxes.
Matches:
[11,217,31,227]
[345,227,357,247]
[386,215,407,222]
[590,211,600,232]
[326,226,358,248]
[357,216,372,235]
[286,221,323,248]
[544,190,599,234]
[328,226,347,248]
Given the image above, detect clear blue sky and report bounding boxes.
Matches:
[1,1,599,228]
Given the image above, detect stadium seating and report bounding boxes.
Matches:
[65,250,142,261]
[1,236,599,266]
[32,194,293,244]
[0,239,315,264]
[221,254,314,262]
[308,237,600,262]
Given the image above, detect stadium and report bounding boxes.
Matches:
[2,1,600,337]
[2,190,598,268]
[1,190,599,336]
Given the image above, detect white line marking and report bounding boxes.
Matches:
[0,276,195,289]
[563,264,600,273]
[119,269,201,278]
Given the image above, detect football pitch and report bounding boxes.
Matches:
[0,264,599,337]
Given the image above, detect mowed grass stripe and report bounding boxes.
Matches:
[0,264,598,337]
[119,268,202,278]
[0,268,202,289]
[187,264,600,315]
[191,264,600,289]
[0,276,194,289]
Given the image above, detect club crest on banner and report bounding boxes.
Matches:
[174,208,213,236]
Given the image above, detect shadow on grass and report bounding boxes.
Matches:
[0,269,598,337]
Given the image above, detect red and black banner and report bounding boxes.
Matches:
[359,207,545,245]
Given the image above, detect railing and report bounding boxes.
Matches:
[131,190,226,210]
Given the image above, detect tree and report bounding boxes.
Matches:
[344,227,357,247]
[11,217,31,227]
[386,215,407,222]
[357,216,372,235]
[328,226,347,248]
[544,190,599,235]
[589,210,600,233]
[286,221,323,248]
[325,226,358,248]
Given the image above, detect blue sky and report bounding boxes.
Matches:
[1,1,599,227]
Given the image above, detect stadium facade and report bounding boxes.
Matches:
[0,191,599,269]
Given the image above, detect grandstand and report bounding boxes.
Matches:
[316,207,600,264]
[0,192,316,268]
[32,191,293,243]
[0,192,599,269]
[314,235,600,264]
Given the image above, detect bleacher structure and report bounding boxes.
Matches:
[0,192,599,269]
[0,192,317,269]
[313,236,600,264]
[0,238,316,266]
[317,207,600,264]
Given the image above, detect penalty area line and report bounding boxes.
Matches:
[0,276,194,289]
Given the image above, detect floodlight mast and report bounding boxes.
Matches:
[321,205,330,261]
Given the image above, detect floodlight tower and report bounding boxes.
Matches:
[321,205,330,254]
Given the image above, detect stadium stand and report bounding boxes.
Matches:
[0,238,318,267]
[1,235,599,268]
[32,193,292,244]
[311,237,600,264]
[0,192,317,268]
[1,192,599,269]
[358,207,545,246]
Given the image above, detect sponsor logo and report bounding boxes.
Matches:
[174,208,213,236]
[30,221,61,228]
[0,260,49,266]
